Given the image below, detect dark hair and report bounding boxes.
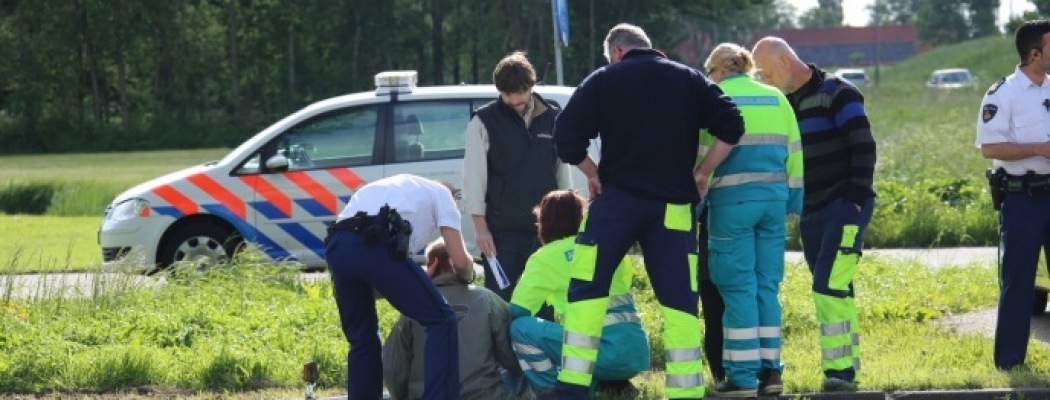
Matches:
[425,238,452,276]
[1015,19,1050,63]
[533,190,586,245]
[493,51,536,93]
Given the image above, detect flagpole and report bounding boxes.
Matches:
[551,0,565,85]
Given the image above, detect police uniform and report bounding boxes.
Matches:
[507,236,650,394]
[976,67,1050,370]
[699,73,804,390]
[325,174,462,400]
[552,48,744,400]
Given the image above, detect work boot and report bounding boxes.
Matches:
[821,376,858,392]
[710,380,758,398]
[758,369,783,396]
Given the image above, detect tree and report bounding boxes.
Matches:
[869,0,917,25]
[967,0,999,38]
[799,0,843,28]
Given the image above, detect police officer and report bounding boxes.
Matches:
[552,23,744,400]
[508,190,649,398]
[325,174,475,400]
[976,19,1050,371]
[702,43,804,398]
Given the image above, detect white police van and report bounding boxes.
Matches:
[99,71,592,271]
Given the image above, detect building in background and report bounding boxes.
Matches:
[747,25,918,67]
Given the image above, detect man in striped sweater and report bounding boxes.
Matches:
[752,37,877,392]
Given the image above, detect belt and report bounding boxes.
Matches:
[330,215,381,234]
[1005,173,1050,193]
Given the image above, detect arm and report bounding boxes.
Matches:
[463,117,496,257]
[693,73,744,198]
[981,142,1050,160]
[831,88,876,206]
[694,139,734,198]
[489,292,523,373]
[440,226,476,282]
[782,93,805,216]
[576,156,601,198]
[554,72,603,166]
[381,318,413,400]
[555,159,573,190]
[509,253,558,319]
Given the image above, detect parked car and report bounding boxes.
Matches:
[99,70,595,271]
[833,68,870,88]
[926,68,978,89]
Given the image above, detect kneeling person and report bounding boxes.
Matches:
[508,190,650,396]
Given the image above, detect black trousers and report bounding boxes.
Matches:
[698,206,727,382]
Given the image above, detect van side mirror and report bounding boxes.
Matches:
[266,154,290,172]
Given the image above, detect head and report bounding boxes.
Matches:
[1015,20,1050,71]
[493,51,536,115]
[424,238,452,278]
[533,190,586,245]
[704,43,755,83]
[603,23,652,64]
[751,36,802,93]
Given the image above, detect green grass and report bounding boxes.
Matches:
[0,215,102,272]
[1,252,1045,397]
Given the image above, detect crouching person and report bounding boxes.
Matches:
[508,190,650,398]
[383,238,522,400]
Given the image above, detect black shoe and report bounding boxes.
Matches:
[758,369,783,396]
[821,377,858,392]
[711,380,758,398]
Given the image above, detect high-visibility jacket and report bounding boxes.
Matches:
[700,74,804,215]
[509,236,638,322]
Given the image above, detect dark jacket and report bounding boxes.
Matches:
[474,94,560,232]
[553,49,744,203]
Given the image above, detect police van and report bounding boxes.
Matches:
[99,71,593,271]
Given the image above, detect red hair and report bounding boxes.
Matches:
[534,190,586,245]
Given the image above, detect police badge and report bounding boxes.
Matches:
[982,104,998,123]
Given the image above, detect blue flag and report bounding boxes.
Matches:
[554,0,569,47]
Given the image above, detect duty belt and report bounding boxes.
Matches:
[1004,172,1050,193]
[325,204,413,259]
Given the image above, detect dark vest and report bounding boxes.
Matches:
[474,94,560,233]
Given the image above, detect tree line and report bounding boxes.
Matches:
[0,0,1019,154]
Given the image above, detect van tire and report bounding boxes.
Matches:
[157,223,243,270]
[1034,291,1048,315]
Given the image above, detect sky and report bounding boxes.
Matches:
[784,0,1037,28]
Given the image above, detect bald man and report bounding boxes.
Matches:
[752,37,877,393]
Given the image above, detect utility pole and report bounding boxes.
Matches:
[874,0,881,87]
[550,0,565,85]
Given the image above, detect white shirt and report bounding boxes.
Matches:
[337,174,461,254]
[976,65,1050,175]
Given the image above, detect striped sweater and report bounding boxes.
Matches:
[786,65,877,211]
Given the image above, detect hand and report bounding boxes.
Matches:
[694,172,710,199]
[853,203,861,212]
[475,227,497,258]
[587,175,603,198]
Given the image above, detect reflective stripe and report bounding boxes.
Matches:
[820,321,851,336]
[608,293,635,308]
[788,141,803,153]
[737,134,787,146]
[513,343,545,355]
[725,327,759,340]
[852,332,860,345]
[758,326,781,337]
[711,172,787,189]
[665,373,704,388]
[518,359,532,371]
[562,356,594,374]
[603,312,641,326]
[698,145,710,159]
[563,331,600,349]
[822,345,853,361]
[853,358,862,371]
[760,348,781,360]
[788,177,805,188]
[723,349,761,361]
[666,347,703,363]
[526,358,554,372]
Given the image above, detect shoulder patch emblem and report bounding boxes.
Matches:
[982,104,998,123]
[987,77,1005,95]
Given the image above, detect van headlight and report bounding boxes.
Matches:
[107,198,150,221]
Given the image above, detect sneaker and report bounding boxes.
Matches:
[821,377,858,392]
[711,380,758,398]
[758,369,783,396]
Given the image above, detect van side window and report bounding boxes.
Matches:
[391,101,472,162]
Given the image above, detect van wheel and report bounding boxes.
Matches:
[1034,291,1048,315]
[158,223,242,270]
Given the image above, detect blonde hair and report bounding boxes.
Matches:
[704,42,755,77]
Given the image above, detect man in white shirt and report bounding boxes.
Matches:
[326,174,475,400]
